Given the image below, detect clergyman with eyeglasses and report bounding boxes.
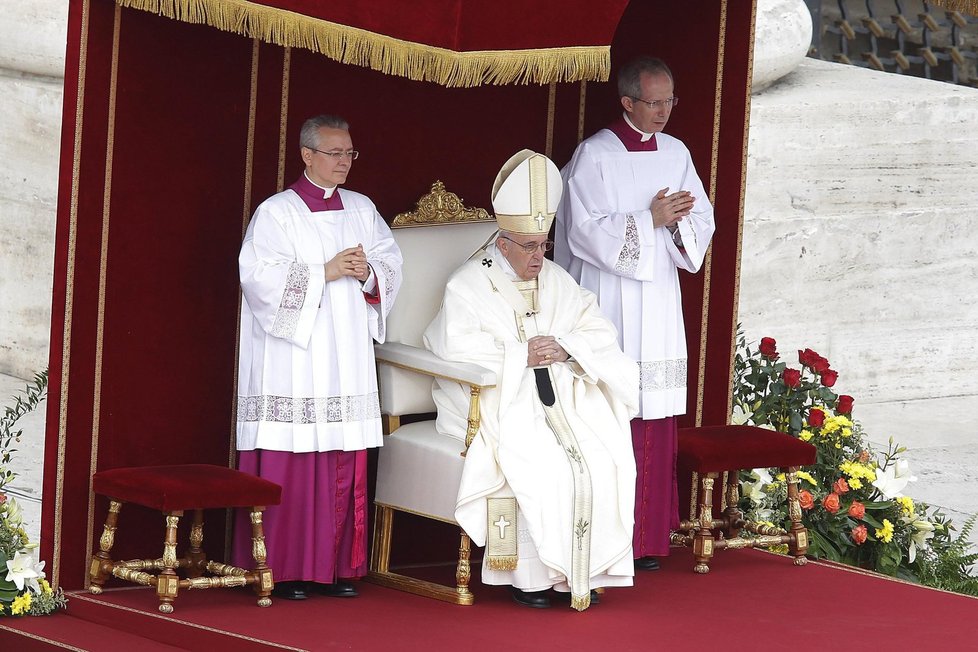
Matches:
[232,114,402,601]
[424,151,639,610]
[555,56,716,573]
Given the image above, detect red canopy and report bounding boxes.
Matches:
[117,0,631,86]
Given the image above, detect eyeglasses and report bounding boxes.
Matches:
[498,236,554,254]
[628,96,679,109]
[308,148,359,160]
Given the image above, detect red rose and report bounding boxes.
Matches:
[759,337,778,359]
[812,356,831,373]
[833,478,850,495]
[848,501,865,519]
[837,395,854,414]
[783,368,801,388]
[851,524,868,545]
[820,369,839,387]
[822,492,841,513]
[798,490,814,511]
[808,408,825,428]
[798,348,821,368]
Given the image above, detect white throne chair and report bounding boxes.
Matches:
[367,181,498,605]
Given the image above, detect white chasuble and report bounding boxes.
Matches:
[555,130,715,419]
[236,188,402,453]
[423,250,638,595]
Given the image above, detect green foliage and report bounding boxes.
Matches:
[0,370,48,493]
[0,369,64,617]
[912,513,978,597]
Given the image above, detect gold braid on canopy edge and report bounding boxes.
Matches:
[928,0,978,15]
[115,0,612,87]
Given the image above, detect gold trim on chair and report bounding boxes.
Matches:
[392,181,494,228]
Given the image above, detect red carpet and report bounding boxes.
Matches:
[3,550,977,651]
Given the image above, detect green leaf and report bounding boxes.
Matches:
[789,412,803,433]
[864,501,895,511]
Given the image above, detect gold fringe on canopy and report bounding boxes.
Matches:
[928,0,978,16]
[115,0,612,87]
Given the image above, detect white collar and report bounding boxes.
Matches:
[623,112,656,142]
[304,171,337,198]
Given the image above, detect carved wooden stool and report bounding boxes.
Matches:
[672,425,817,574]
[89,464,282,613]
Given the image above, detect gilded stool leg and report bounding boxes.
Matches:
[249,507,274,607]
[784,467,810,566]
[692,474,717,574]
[89,500,123,594]
[186,509,206,578]
[722,472,745,540]
[157,510,183,613]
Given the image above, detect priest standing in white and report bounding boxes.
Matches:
[555,56,715,571]
[425,150,638,610]
[233,115,402,600]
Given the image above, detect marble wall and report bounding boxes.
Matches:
[740,58,978,403]
[0,1,67,378]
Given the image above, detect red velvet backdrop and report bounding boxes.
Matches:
[44,0,755,588]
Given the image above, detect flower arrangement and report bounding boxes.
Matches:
[0,371,67,617]
[733,334,978,594]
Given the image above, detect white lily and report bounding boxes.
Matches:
[731,404,751,426]
[906,519,935,563]
[872,458,918,499]
[5,550,46,593]
[4,497,23,526]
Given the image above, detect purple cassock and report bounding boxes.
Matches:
[232,174,371,583]
[607,115,679,559]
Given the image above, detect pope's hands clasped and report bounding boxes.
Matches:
[527,335,569,367]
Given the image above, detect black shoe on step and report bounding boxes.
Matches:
[510,586,551,609]
[318,581,359,598]
[635,557,660,571]
[271,581,308,600]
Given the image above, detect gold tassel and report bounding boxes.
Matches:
[928,0,978,15]
[486,556,518,571]
[114,0,611,87]
[570,592,591,611]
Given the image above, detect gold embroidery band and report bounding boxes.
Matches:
[928,0,978,15]
[486,498,518,571]
[113,0,612,88]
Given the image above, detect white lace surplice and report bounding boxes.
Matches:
[555,130,715,419]
[236,188,402,453]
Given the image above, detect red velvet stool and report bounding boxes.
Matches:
[89,464,282,613]
[671,425,817,573]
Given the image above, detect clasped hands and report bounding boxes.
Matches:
[326,244,370,282]
[650,186,694,229]
[527,335,569,367]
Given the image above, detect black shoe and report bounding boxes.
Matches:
[271,581,308,600]
[510,586,551,609]
[635,557,660,571]
[318,581,359,598]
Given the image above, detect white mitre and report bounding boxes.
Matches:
[490,149,562,235]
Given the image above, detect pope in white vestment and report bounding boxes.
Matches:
[424,151,637,611]
[233,115,402,600]
[555,57,715,565]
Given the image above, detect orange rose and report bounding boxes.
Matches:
[851,524,868,545]
[822,493,841,513]
[798,490,815,510]
[848,501,865,519]
[858,450,871,463]
[833,478,850,495]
